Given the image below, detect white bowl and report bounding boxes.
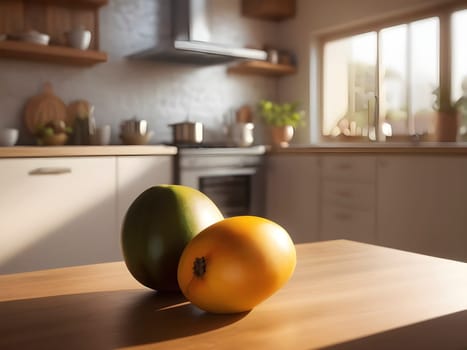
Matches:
[0,128,19,146]
[10,30,50,45]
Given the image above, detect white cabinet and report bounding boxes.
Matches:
[265,152,467,262]
[0,157,118,274]
[116,156,173,230]
[377,156,467,262]
[0,154,174,274]
[265,154,320,243]
[319,156,377,244]
[265,154,376,244]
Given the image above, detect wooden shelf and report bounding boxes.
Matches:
[227,60,296,77]
[0,0,107,66]
[241,0,295,21]
[18,0,108,8]
[0,40,107,65]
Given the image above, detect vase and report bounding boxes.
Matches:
[435,111,459,142]
[270,125,294,147]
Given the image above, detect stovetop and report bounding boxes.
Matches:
[162,142,267,155]
[176,144,267,156]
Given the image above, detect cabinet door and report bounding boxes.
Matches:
[116,156,173,230]
[265,154,320,243]
[377,156,467,262]
[319,155,377,244]
[0,157,117,274]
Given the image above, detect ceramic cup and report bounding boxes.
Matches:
[267,49,279,64]
[0,128,19,146]
[66,27,91,50]
[92,125,111,145]
[231,122,254,147]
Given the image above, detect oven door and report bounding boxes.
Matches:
[179,167,263,218]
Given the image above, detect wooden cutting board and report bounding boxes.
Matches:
[67,99,94,126]
[24,82,67,135]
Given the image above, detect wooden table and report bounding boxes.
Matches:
[1,240,466,349]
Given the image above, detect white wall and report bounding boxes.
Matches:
[0,0,279,145]
[278,0,458,144]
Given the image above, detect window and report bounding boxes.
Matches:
[452,9,467,140]
[321,6,467,142]
[323,32,376,139]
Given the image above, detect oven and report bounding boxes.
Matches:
[175,146,266,217]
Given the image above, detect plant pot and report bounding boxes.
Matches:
[270,125,294,147]
[435,111,459,142]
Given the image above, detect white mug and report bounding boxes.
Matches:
[92,125,111,145]
[66,27,91,50]
[0,128,19,146]
[231,123,254,147]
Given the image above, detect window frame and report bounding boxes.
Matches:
[318,0,467,141]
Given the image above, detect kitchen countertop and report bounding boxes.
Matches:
[3,142,467,158]
[0,145,264,158]
[270,142,467,155]
[0,145,178,158]
[1,240,466,349]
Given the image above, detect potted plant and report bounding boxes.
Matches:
[258,100,304,147]
[453,77,467,141]
[432,87,459,142]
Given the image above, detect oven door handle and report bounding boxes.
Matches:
[180,167,258,177]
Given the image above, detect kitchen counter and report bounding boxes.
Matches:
[0,145,178,158]
[1,240,466,349]
[3,143,467,158]
[270,142,467,155]
[5,143,467,158]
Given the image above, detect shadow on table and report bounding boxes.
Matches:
[0,289,248,350]
[118,290,248,347]
[320,310,467,350]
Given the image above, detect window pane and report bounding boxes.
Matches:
[322,32,377,138]
[410,17,439,136]
[380,24,408,136]
[452,9,467,139]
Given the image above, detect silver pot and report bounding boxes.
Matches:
[169,121,203,144]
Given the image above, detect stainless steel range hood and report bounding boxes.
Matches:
[129,0,267,65]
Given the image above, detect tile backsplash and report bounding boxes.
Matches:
[0,0,279,145]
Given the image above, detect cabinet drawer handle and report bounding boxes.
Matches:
[336,163,352,170]
[335,212,351,221]
[335,190,352,198]
[29,167,72,175]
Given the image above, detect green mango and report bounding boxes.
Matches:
[121,185,223,292]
